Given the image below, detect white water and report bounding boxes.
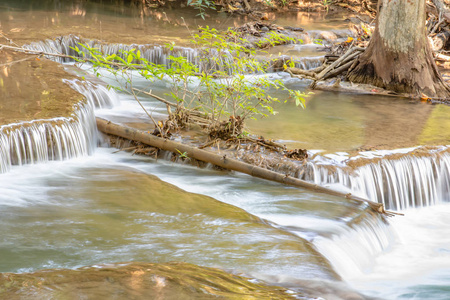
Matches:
[6,36,450,299]
[346,204,450,299]
[66,65,450,298]
[304,150,450,211]
[0,103,96,173]
[122,149,450,299]
[25,34,334,74]
[84,79,450,299]
[0,78,120,173]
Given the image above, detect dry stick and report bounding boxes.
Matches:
[431,0,450,23]
[112,146,138,153]
[286,67,317,79]
[0,32,20,47]
[322,59,359,80]
[0,55,36,67]
[436,52,450,61]
[430,18,445,35]
[286,69,316,81]
[132,88,177,107]
[309,64,327,73]
[243,0,251,11]
[0,44,74,59]
[96,117,401,217]
[317,47,365,79]
[129,87,163,136]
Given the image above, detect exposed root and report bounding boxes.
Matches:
[208,115,244,140]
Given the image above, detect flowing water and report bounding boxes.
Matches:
[1,1,450,299]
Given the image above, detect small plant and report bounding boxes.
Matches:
[278,0,289,7]
[313,39,324,45]
[256,31,301,49]
[176,149,189,159]
[322,0,332,12]
[72,26,308,140]
[187,0,216,19]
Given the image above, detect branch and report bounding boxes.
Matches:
[132,88,178,107]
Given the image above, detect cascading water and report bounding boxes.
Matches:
[303,149,450,211]
[300,149,450,298]
[0,104,95,173]
[4,4,448,297]
[313,211,396,280]
[25,34,328,74]
[65,79,120,109]
[0,79,119,174]
[24,35,234,73]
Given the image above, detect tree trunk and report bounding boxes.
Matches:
[347,0,450,97]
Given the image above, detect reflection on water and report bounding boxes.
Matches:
[247,90,446,152]
[1,1,450,299]
[0,0,351,46]
[0,150,337,282]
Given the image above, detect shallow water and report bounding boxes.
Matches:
[1,1,450,299]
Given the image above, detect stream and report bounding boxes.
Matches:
[1,1,450,299]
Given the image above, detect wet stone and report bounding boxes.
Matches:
[0,49,82,125]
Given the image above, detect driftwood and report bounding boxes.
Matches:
[96,117,401,217]
[286,46,365,88]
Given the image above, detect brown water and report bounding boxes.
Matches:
[247,90,445,152]
[0,0,351,46]
[0,49,81,124]
[1,1,449,299]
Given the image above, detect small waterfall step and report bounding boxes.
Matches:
[304,147,450,211]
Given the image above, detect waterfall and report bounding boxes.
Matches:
[313,210,396,281]
[0,103,96,174]
[25,35,319,75]
[0,78,119,173]
[65,79,120,109]
[304,150,450,211]
[294,56,324,70]
[24,35,225,72]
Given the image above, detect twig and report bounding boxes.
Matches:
[132,88,177,107]
[0,32,19,47]
[129,86,164,136]
[286,68,316,81]
[322,59,355,80]
[0,44,73,59]
[317,46,364,79]
[112,146,138,153]
[286,67,317,79]
[0,55,36,67]
[243,0,251,11]
[199,138,220,149]
[430,17,445,35]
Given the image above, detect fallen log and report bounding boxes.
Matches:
[96,117,401,217]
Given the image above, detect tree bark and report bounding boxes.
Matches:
[347,0,450,97]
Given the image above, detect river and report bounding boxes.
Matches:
[0,1,449,299]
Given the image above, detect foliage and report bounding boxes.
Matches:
[187,0,216,19]
[255,31,301,48]
[73,26,307,138]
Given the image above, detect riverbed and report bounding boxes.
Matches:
[1,1,450,299]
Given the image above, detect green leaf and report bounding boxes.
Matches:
[127,53,133,64]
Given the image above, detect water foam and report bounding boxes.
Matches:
[304,149,450,211]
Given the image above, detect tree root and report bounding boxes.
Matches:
[286,46,364,89]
